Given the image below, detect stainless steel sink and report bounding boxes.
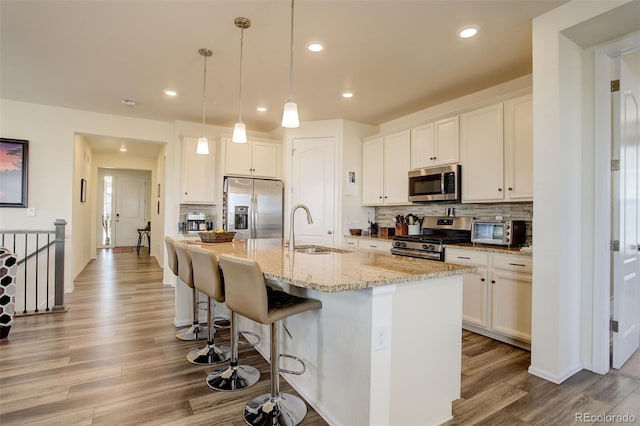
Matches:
[294,245,351,254]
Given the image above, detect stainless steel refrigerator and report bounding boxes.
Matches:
[223,177,284,239]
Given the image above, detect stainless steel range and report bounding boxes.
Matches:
[391,216,472,261]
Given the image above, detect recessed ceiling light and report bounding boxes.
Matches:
[306,41,325,53]
[164,89,177,97]
[341,90,354,99]
[119,147,127,152]
[257,106,267,112]
[120,99,136,107]
[459,26,479,39]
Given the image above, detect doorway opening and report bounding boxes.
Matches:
[101,175,113,247]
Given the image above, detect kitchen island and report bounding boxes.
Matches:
[192,238,473,426]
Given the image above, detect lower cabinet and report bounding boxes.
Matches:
[446,248,532,348]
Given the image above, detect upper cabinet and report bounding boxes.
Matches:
[223,137,281,178]
[460,94,533,203]
[181,137,216,204]
[362,130,411,206]
[410,116,459,169]
[503,94,533,201]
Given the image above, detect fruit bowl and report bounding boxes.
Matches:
[198,231,235,243]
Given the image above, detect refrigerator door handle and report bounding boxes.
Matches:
[251,194,257,238]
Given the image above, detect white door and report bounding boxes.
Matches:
[114,175,147,247]
[612,50,640,369]
[290,137,335,246]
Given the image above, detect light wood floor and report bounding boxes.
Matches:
[1,250,639,425]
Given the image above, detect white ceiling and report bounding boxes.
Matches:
[2,0,567,140]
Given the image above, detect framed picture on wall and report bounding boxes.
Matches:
[80,178,87,203]
[0,138,29,207]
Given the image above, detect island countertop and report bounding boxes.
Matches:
[189,238,474,293]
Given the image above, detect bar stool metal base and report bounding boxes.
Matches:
[176,324,209,341]
[207,365,260,392]
[187,344,231,365]
[243,393,307,426]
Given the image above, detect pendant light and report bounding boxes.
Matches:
[232,17,251,144]
[281,0,299,128]
[196,48,212,155]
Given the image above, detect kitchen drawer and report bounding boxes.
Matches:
[343,237,359,249]
[492,254,532,273]
[360,240,393,252]
[445,248,489,267]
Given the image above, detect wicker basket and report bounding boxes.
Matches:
[198,231,236,243]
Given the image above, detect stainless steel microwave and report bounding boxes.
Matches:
[408,164,461,203]
[471,220,526,246]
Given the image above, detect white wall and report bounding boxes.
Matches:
[0,99,174,292]
[530,0,637,383]
[72,134,94,283]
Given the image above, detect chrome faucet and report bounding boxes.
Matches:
[288,204,314,251]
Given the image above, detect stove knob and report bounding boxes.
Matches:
[505,232,510,236]
[395,242,406,248]
[422,244,433,250]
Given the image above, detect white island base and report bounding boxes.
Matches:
[237,274,463,426]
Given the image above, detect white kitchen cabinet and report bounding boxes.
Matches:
[460,103,504,202]
[460,94,533,203]
[446,247,531,347]
[362,131,411,206]
[446,249,489,328]
[503,94,533,200]
[181,137,216,204]
[223,138,280,178]
[490,269,532,342]
[410,116,459,169]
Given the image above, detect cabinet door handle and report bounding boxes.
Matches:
[384,196,388,199]
[498,188,503,192]
[491,280,496,284]
[379,196,383,199]
[508,187,513,191]
[508,262,527,267]
[480,278,485,282]
[458,256,470,259]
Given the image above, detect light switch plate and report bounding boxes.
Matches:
[27,207,35,217]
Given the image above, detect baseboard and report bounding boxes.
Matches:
[528,363,583,384]
[462,323,531,350]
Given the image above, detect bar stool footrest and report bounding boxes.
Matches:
[212,315,231,329]
[278,353,306,375]
[238,330,261,347]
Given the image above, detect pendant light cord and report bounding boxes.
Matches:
[288,0,295,101]
[238,27,245,123]
[201,54,208,137]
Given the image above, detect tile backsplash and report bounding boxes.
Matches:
[375,202,533,245]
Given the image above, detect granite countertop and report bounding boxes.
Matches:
[190,238,473,293]
[446,242,533,257]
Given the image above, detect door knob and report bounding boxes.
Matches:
[327,230,332,235]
